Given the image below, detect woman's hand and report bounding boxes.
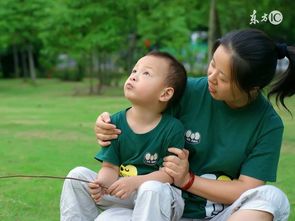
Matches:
[163,148,190,187]
[94,112,121,146]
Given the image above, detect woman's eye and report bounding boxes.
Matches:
[219,77,228,83]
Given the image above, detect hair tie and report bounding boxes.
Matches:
[276,43,288,59]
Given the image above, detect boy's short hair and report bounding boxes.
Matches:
[146,51,187,107]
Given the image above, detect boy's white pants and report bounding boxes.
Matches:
[60,166,290,221]
[60,166,184,221]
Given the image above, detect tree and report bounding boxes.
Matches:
[0,0,48,81]
[208,0,221,60]
[40,0,129,93]
[136,0,190,59]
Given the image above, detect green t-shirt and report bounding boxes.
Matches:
[95,108,185,177]
[170,77,283,219]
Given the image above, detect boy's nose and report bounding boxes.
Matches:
[130,73,138,81]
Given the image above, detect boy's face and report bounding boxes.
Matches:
[124,55,170,105]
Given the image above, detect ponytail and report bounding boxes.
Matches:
[268,44,295,113]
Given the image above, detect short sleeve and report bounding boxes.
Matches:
[95,139,121,166]
[158,120,185,167]
[240,119,283,182]
[167,125,185,149]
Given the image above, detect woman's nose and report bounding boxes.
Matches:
[208,70,217,84]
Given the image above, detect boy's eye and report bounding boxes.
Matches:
[143,71,150,75]
[131,69,136,74]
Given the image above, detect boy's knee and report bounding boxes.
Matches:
[137,180,166,194]
[137,181,173,203]
[136,181,177,218]
[67,166,89,177]
[65,166,93,189]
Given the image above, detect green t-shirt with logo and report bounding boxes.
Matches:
[171,77,283,219]
[95,108,185,177]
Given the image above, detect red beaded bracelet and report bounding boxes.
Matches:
[181,171,195,190]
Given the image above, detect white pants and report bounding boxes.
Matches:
[60,167,289,221]
[181,185,290,221]
[60,166,184,221]
[94,184,290,221]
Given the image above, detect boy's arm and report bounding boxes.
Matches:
[108,168,173,199]
[96,162,119,187]
[89,162,119,203]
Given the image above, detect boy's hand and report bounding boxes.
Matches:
[108,177,139,199]
[88,180,107,203]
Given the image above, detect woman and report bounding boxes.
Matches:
[94,29,293,220]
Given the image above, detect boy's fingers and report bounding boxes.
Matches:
[88,182,99,189]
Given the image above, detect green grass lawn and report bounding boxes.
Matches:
[0,79,294,220]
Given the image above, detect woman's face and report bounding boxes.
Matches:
[207,45,249,108]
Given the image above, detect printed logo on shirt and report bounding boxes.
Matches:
[201,174,232,218]
[144,152,158,165]
[119,164,137,177]
[185,130,201,144]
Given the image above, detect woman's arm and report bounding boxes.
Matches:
[164,148,264,204]
[186,174,264,204]
[94,112,121,146]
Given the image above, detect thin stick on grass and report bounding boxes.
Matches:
[0,175,108,190]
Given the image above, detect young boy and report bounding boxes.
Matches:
[60,51,187,221]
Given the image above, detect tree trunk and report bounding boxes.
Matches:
[96,52,104,95]
[208,0,221,60]
[21,49,29,80]
[89,51,99,95]
[27,44,36,82]
[127,33,137,72]
[13,45,20,78]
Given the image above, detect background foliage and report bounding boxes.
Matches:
[0,0,294,88]
[0,0,294,220]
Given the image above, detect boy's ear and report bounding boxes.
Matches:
[159,87,174,102]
